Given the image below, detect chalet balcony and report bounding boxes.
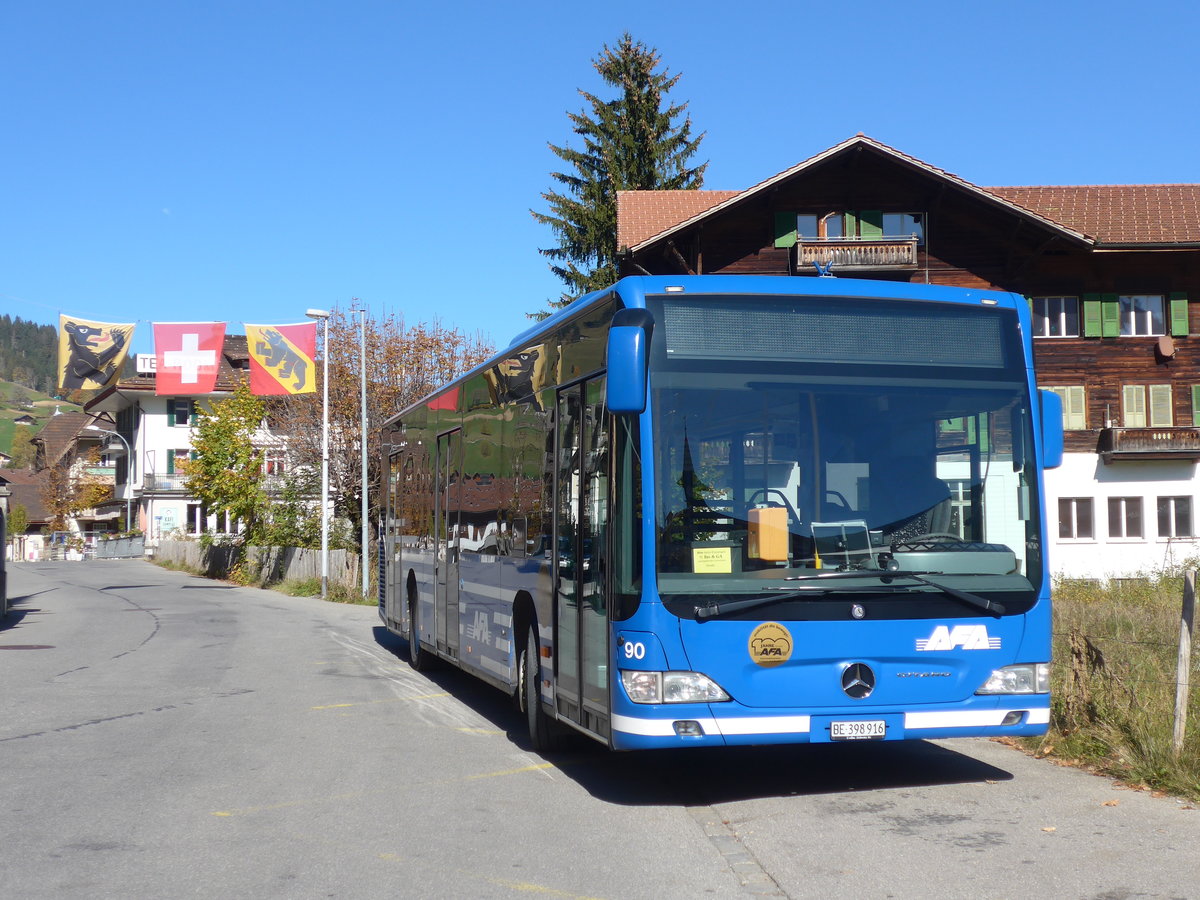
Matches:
[1098,427,1200,463]
[798,236,919,271]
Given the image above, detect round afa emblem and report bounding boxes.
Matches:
[748,622,793,668]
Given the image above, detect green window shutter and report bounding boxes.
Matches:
[1082,296,1102,337]
[1170,293,1189,336]
[1053,386,1087,430]
[1150,384,1173,427]
[773,212,797,248]
[1191,385,1200,426]
[1123,385,1146,428]
[844,211,859,239]
[1067,386,1087,430]
[858,210,883,240]
[166,399,176,427]
[167,451,175,475]
[1101,299,1120,337]
[189,401,198,425]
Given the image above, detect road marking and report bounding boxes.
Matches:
[310,691,450,710]
[465,763,554,780]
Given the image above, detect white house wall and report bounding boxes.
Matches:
[1043,452,1200,580]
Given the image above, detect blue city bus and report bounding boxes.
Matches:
[379,275,1063,751]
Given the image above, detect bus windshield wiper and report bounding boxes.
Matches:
[787,568,1004,617]
[694,570,1004,621]
[694,586,835,621]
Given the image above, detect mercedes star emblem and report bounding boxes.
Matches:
[841,662,876,699]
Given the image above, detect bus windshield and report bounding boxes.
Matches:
[647,293,1042,619]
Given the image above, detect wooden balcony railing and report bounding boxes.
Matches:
[799,236,919,270]
[1099,427,1200,462]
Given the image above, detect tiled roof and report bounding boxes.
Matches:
[33,410,110,469]
[989,185,1200,244]
[617,190,739,249]
[101,334,253,395]
[616,136,1200,250]
[0,468,51,525]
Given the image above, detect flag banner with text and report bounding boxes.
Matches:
[58,315,136,392]
[245,323,317,395]
[154,322,226,395]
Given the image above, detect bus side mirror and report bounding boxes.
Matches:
[606,325,648,414]
[1039,389,1063,469]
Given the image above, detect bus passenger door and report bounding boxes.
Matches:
[554,377,610,736]
[435,429,462,657]
[386,451,404,629]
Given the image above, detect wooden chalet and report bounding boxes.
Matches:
[617,134,1200,579]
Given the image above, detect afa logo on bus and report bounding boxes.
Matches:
[915,625,1002,652]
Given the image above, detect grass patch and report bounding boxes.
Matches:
[1023,566,1200,802]
[152,558,203,577]
[272,577,375,605]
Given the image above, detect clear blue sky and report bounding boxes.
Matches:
[4,0,1197,358]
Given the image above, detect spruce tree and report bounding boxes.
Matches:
[531,34,706,317]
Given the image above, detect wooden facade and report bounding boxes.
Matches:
[616,136,1200,577]
[617,137,1200,460]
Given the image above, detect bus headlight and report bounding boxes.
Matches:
[976,663,1050,695]
[620,671,731,704]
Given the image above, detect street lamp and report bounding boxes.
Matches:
[85,425,132,532]
[306,308,331,600]
[350,303,368,598]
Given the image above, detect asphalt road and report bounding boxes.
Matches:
[2,559,1199,899]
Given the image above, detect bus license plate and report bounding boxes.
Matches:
[831,720,886,741]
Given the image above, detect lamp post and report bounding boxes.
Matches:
[85,425,132,531]
[350,304,369,598]
[306,308,331,599]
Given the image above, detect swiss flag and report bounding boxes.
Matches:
[154,322,226,395]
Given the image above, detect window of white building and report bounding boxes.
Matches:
[1059,498,1094,540]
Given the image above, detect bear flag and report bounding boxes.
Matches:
[58,315,136,392]
[245,323,317,395]
[154,322,226,395]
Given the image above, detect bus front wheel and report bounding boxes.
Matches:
[521,625,561,752]
[408,591,434,671]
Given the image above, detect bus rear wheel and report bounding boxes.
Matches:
[521,625,562,752]
[408,590,434,672]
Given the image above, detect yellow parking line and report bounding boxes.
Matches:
[310,691,450,710]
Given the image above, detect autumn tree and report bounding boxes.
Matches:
[267,309,493,555]
[184,382,270,544]
[41,445,112,531]
[9,425,36,469]
[531,33,707,316]
[7,502,29,537]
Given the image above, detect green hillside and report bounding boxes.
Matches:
[0,380,82,458]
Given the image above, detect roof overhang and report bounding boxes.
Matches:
[628,134,1095,254]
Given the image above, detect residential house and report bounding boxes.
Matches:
[0,468,51,561]
[617,134,1200,580]
[83,335,289,550]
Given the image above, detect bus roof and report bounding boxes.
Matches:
[390,275,1027,425]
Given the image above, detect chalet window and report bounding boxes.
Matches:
[1157,496,1193,538]
[1032,297,1080,338]
[776,211,925,247]
[1123,385,1172,428]
[1119,295,1165,336]
[1191,386,1200,426]
[1058,498,1094,540]
[1108,497,1143,539]
[1047,386,1086,430]
[882,213,924,243]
